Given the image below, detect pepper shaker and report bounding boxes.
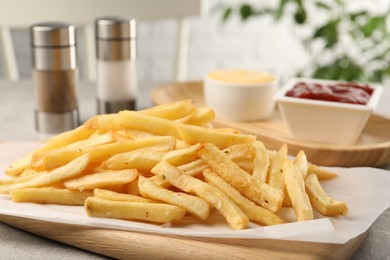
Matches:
[95,17,137,114]
[30,22,79,135]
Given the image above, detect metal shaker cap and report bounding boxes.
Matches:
[95,17,136,40]
[30,22,77,70]
[95,17,136,61]
[31,22,76,47]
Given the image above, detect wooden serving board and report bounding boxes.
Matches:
[151,81,390,167]
[0,214,366,260]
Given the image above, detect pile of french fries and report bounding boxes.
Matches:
[1,99,348,230]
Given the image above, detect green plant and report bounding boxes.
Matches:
[221,0,390,82]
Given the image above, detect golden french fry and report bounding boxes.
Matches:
[100,150,166,172]
[308,164,338,180]
[10,187,92,205]
[148,158,208,189]
[19,168,41,177]
[125,129,159,140]
[45,125,95,149]
[294,150,309,179]
[141,99,195,120]
[151,161,249,230]
[162,144,200,166]
[0,154,90,194]
[64,169,138,191]
[198,143,283,213]
[252,141,270,183]
[111,130,133,142]
[0,171,45,185]
[175,139,190,149]
[232,158,253,173]
[4,154,34,177]
[209,128,241,134]
[175,107,215,126]
[119,110,181,138]
[138,176,210,220]
[84,114,123,130]
[126,179,140,195]
[283,160,313,222]
[223,143,253,160]
[203,169,284,226]
[32,133,114,169]
[267,143,288,191]
[93,188,152,203]
[305,174,348,216]
[177,123,256,149]
[85,197,186,223]
[43,136,174,171]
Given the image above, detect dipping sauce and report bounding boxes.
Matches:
[286,81,374,105]
[207,69,276,84]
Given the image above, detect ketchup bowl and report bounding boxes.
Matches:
[274,78,383,145]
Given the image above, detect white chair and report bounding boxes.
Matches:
[0,0,206,81]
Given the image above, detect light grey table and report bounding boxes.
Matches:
[0,80,389,259]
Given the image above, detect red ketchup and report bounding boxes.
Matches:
[285,81,373,105]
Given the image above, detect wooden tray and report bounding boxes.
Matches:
[0,214,367,259]
[151,81,390,167]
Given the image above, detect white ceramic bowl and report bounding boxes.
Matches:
[204,70,278,121]
[274,78,383,145]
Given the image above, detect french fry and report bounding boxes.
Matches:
[43,136,175,170]
[119,110,181,138]
[85,197,186,223]
[10,187,92,205]
[99,150,166,172]
[152,161,249,230]
[0,154,90,194]
[175,107,215,126]
[0,171,45,185]
[162,144,200,166]
[283,160,313,222]
[45,125,95,149]
[267,143,288,191]
[308,164,338,180]
[223,143,253,160]
[84,114,123,130]
[19,168,41,177]
[252,141,270,183]
[138,176,210,220]
[93,188,152,203]
[305,174,348,216]
[141,99,195,120]
[294,150,309,179]
[203,169,284,226]
[64,169,138,191]
[177,123,256,149]
[125,129,159,140]
[198,143,283,213]
[31,133,114,169]
[126,179,140,195]
[4,154,34,177]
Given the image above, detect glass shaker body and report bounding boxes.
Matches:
[95,17,137,114]
[31,22,79,134]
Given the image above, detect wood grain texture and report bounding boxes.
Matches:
[0,214,366,260]
[151,81,390,167]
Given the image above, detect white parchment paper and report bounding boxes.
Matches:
[1,142,389,244]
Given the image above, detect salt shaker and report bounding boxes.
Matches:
[95,17,137,114]
[30,22,79,135]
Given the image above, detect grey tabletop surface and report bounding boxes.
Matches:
[0,80,389,259]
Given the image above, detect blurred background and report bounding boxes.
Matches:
[1,0,390,107]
